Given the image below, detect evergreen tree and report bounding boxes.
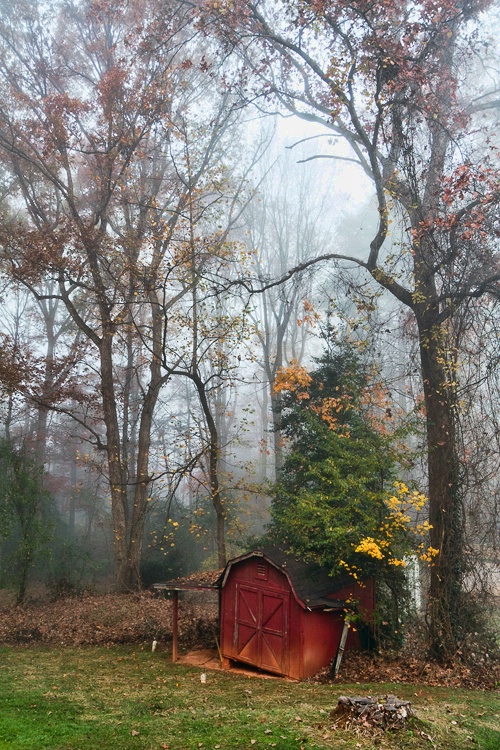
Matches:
[268,337,427,580]
[0,440,52,603]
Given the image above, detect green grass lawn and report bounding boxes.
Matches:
[0,645,498,750]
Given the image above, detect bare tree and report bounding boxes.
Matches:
[245,156,330,478]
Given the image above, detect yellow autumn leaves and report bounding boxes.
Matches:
[354,482,439,568]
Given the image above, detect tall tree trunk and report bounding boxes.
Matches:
[210,433,227,569]
[127,379,163,586]
[417,312,463,659]
[270,389,284,479]
[99,330,130,590]
[125,294,166,587]
[192,373,227,568]
[69,457,77,534]
[35,303,57,467]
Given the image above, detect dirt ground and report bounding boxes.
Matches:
[0,590,498,689]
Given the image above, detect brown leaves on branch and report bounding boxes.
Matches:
[0,332,89,412]
[0,222,83,285]
[0,335,30,393]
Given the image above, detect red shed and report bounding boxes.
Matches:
[219,547,375,680]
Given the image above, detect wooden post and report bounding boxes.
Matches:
[172,590,179,663]
[333,616,350,678]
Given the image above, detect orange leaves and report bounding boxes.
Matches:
[39,93,88,155]
[275,359,399,436]
[274,361,351,421]
[297,299,320,328]
[310,395,352,434]
[273,360,312,401]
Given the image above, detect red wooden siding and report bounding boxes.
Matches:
[219,552,375,680]
[221,557,295,676]
[235,584,290,674]
[298,608,346,678]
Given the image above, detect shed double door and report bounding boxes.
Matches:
[234,583,290,674]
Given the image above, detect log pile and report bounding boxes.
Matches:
[330,695,414,731]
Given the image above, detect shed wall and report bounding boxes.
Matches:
[220,557,302,677]
[298,608,345,679]
[220,554,375,679]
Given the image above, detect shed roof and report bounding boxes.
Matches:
[152,568,222,592]
[153,547,361,610]
[221,546,354,610]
